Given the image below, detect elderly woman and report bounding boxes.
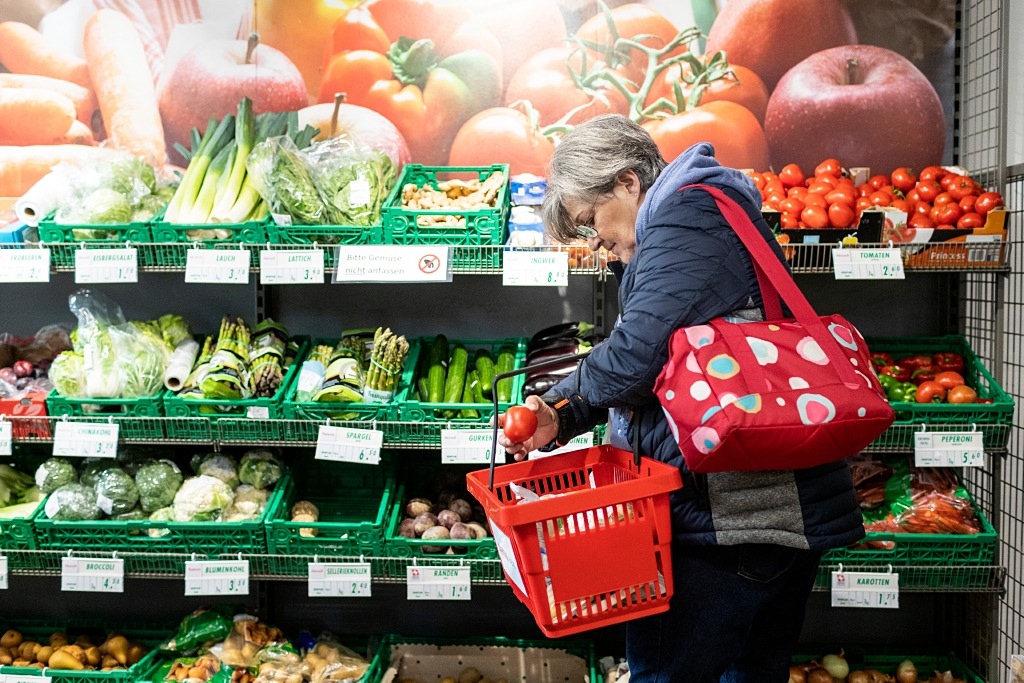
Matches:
[498,115,864,682]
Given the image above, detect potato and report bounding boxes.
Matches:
[441,678,458,683]
[448,499,473,521]
[1,631,23,649]
[421,525,451,553]
[437,509,462,528]
[12,659,31,667]
[405,498,432,517]
[0,652,12,666]
[464,522,489,539]
[413,513,439,535]
[459,667,483,683]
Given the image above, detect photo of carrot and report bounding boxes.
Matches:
[0,74,98,125]
[0,145,126,196]
[49,120,96,146]
[0,21,92,89]
[0,89,78,146]
[83,9,165,167]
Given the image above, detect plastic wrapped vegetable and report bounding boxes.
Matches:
[238,450,283,490]
[172,475,234,522]
[94,466,140,516]
[191,453,240,488]
[148,506,175,537]
[35,457,77,494]
[80,459,118,487]
[135,460,184,512]
[306,136,397,227]
[44,483,102,520]
[247,136,326,225]
[48,351,84,397]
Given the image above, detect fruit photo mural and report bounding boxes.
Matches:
[0,0,954,196]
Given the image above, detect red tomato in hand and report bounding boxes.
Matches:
[502,405,538,443]
[891,167,917,193]
[974,191,1003,217]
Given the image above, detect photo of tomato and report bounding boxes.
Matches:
[448,106,556,176]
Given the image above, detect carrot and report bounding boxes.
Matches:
[0,22,91,89]
[83,10,165,167]
[0,74,98,125]
[0,89,77,145]
[0,145,126,196]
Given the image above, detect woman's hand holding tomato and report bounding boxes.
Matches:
[497,396,558,461]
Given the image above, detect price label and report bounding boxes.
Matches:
[308,562,372,597]
[831,570,899,608]
[53,422,118,458]
[184,560,249,596]
[0,249,50,283]
[75,248,138,283]
[832,248,905,280]
[530,432,594,458]
[185,250,250,284]
[0,556,8,590]
[0,673,51,683]
[0,421,11,456]
[407,566,471,600]
[61,557,124,593]
[966,235,1003,263]
[260,249,324,284]
[315,426,382,464]
[441,429,497,464]
[502,250,569,287]
[914,431,984,467]
[246,406,270,420]
[333,245,451,283]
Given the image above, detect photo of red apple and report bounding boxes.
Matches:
[298,101,410,167]
[764,44,945,177]
[704,0,857,91]
[158,36,309,163]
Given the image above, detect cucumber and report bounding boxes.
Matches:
[427,335,449,403]
[444,344,468,403]
[475,348,496,398]
[417,377,429,402]
[470,369,486,403]
[495,344,516,403]
[460,370,480,419]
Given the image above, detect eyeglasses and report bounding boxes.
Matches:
[574,201,600,239]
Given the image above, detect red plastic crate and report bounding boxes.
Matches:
[0,391,51,438]
[467,446,682,637]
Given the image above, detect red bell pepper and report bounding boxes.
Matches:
[933,352,965,373]
[880,365,911,383]
[911,365,939,386]
[871,352,895,370]
[977,398,994,404]
[898,354,934,370]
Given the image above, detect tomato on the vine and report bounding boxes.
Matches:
[448,107,556,176]
[642,100,769,169]
[502,405,538,443]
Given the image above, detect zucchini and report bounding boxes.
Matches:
[427,334,449,403]
[460,370,480,419]
[475,348,496,398]
[444,344,468,403]
[495,344,516,403]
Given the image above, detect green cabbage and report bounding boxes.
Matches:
[59,187,133,224]
[135,460,183,513]
[35,458,77,494]
[49,352,84,397]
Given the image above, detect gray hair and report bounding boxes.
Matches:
[541,114,666,242]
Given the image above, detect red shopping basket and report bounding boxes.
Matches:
[467,445,682,637]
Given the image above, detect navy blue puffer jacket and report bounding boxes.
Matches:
[547,183,865,551]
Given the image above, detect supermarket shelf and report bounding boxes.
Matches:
[1,549,1002,591]
[0,241,1010,275]
[5,415,1010,453]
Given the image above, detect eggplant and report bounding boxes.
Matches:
[522,374,565,398]
[527,341,591,365]
[527,336,584,355]
[530,321,595,345]
[525,362,578,382]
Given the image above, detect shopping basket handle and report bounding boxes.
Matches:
[488,350,592,490]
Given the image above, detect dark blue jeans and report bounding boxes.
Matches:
[626,543,822,683]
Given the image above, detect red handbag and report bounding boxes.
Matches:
[653,185,895,473]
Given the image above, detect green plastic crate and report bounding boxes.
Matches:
[265,221,385,268]
[32,473,291,574]
[398,337,526,441]
[363,635,597,683]
[283,337,416,423]
[0,452,45,570]
[164,336,310,441]
[267,458,395,564]
[150,219,268,268]
[0,623,168,683]
[382,165,510,269]
[868,335,1014,450]
[46,389,165,440]
[793,651,983,683]
[39,216,151,268]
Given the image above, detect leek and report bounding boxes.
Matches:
[210,97,255,221]
[187,140,235,223]
[165,115,235,223]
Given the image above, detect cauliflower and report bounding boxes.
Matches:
[94,467,139,516]
[238,450,283,490]
[172,475,234,522]
[136,460,183,512]
[45,483,102,520]
[148,506,174,538]
[223,485,270,522]
[191,453,239,488]
[35,457,77,494]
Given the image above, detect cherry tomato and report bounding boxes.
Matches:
[502,405,538,443]
[915,380,947,404]
[868,190,892,207]
[974,191,1003,217]
[868,174,889,190]
[803,192,827,208]
[891,167,917,193]
[959,195,977,213]
[916,181,942,202]
[947,385,978,404]
[814,158,842,179]
[779,197,805,215]
[935,202,963,226]
[801,205,829,228]
[828,202,855,228]
[909,213,935,229]
[957,212,984,229]
[779,163,805,188]
[919,165,946,182]
[934,371,965,390]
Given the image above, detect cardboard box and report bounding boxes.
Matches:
[890,209,1008,268]
[380,641,592,683]
[0,390,51,438]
